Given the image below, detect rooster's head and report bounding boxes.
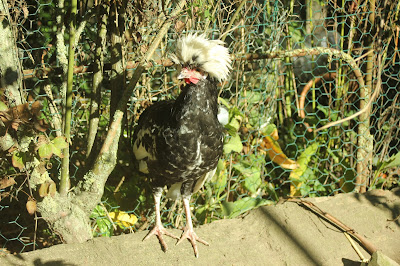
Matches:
[171,34,231,84]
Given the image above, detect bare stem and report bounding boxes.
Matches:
[60,0,77,196]
[86,4,110,158]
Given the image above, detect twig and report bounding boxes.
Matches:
[221,0,247,42]
[113,176,125,193]
[387,214,400,222]
[100,202,118,231]
[289,198,378,255]
[343,231,368,262]
[43,84,63,137]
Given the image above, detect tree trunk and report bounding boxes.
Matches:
[0,0,25,106]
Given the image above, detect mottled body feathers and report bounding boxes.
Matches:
[133,78,223,197]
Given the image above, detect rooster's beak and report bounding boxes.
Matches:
[178,68,191,79]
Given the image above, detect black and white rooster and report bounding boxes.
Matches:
[132,34,231,257]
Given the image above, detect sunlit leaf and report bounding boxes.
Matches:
[96,218,112,237]
[289,142,320,196]
[52,136,68,150]
[380,151,400,170]
[212,160,227,198]
[0,101,7,111]
[109,211,138,228]
[261,134,299,170]
[51,143,63,158]
[233,163,261,194]
[223,133,243,154]
[221,197,273,218]
[38,143,53,159]
[228,117,241,131]
[90,205,105,219]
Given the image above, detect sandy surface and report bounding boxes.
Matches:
[1,189,399,265]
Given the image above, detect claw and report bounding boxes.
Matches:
[177,196,209,258]
[176,226,209,257]
[145,191,179,252]
[143,224,179,252]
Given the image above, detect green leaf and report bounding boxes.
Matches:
[289,142,320,196]
[218,97,230,108]
[265,182,279,201]
[212,160,227,198]
[51,143,63,158]
[0,101,8,111]
[90,205,105,219]
[223,133,243,154]
[195,205,208,224]
[38,143,54,159]
[228,117,241,131]
[96,218,112,237]
[291,142,319,179]
[52,136,68,149]
[261,123,277,136]
[233,163,261,194]
[12,152,26,170]
[51,136,68,158]
[380,151,400,170]
[221,197,273,218]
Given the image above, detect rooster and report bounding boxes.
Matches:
[132,34,231,257]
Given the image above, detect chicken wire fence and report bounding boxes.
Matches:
[1,0,399,254]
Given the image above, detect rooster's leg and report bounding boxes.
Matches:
[176,195,209,257]
[143,190,179,252]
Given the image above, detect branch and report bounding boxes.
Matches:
[86,4,110,159]
[298,72,337,132]
[289,198,378,255]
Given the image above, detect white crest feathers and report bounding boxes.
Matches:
[171,34,232,82]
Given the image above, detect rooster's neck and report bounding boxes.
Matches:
[172,78,219,122]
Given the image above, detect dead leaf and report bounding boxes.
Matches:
[39,180,56,197]
[175,20,185,32]
[34,118,49,132]
[0,177,16,189]
[30,101,41,116]
[26,198,37,215]
[37,161,47,174]
[0,101,48,132]
[260,135,299,170]
[22,4,29,19]
[49,181,57,197]
[39,182,49,197]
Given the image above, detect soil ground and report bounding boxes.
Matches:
[1,188,399,266]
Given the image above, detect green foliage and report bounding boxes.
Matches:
[223,134,243,154]
[186,0,213,20]
[371,152,400,189]
[233,155,264,194]
[221,197,273,219]
[90,205,113,237]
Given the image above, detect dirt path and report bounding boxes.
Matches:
[1,189,399,265]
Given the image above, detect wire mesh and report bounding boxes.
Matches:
[0,0,399,255]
